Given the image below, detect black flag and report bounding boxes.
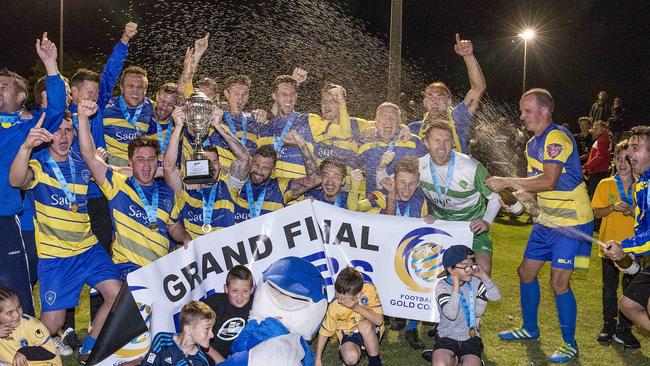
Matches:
[86,281,148,365]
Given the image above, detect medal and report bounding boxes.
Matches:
[130,178,160,231]
[70,203,79,213]
[202,224,212,233]
[46,154,78,213]
[201,186,217,235]
[273,112,297,152]
[149,222,158,231]
[469,328,476,337]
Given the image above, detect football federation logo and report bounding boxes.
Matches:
[546,143,563,159]
[394,227,452,293]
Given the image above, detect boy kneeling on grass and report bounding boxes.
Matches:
[141,301,215,366]
[422,245,501,366]
[315,267,384,366]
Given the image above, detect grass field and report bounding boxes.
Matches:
[44,216,649,365]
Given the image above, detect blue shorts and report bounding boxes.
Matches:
[90,262,140,297]
[339,327,382,350]
[524,221,594,270]
[38,244,121,312]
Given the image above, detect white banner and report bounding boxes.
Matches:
[99,200,472,365]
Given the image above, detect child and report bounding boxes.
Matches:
[0,287,61,366]
[422,245,500,366]
[315,267,384,366]
[141,301,215,366]
[202,265,254,363]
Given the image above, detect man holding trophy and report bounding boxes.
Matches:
[164,92,252,239]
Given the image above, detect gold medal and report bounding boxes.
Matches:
[70,203,78,213]
[469,328,476,337]
[201,224,212,233]
[149,222,158,231]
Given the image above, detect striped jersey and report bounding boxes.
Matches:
[419,152,496,221]
[98,170,179,267]
[525,124,593,226]
[319,282,383,341]
[176,178,236,239]
[305,189,350,209]
[141,332,209,366]
[103,96,155,167]
[368,188,429,217]
[356,135,428,193]
[218,111,260,169]
[27,151,97,258]
[256,112,315,178]
[622,169,650,256]
[233,178,293,223]
[408,102,472,153]
[310,114,368,165]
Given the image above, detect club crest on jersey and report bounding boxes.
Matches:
[45,291,56,306]
[546,143,563,159]
[360,295,369,305]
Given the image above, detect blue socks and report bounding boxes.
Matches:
[520,279,540,333]
[405,320,419,331]
[556,289,577,346]
[81,335,96,353]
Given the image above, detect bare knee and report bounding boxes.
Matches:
[358,319,373,334]
[340,343,361,365]
[517,264,536,282]
[619,296,641,317]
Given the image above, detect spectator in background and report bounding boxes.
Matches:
[589,91,610,124]
[583,120,612,197]
[607,97,625,144]
[575,117,593,164]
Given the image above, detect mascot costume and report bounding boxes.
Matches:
[219,257,328,366]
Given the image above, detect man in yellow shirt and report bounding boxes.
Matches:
[591,140,639,348]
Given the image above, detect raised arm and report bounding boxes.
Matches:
[211,110,251,183]
[77,100,110,185]
[36,32,65,132]
[284,130,322,198]
[163,107,185,194]
[455,33,486,115]
[9,115,51,190]
[97,22,137,111]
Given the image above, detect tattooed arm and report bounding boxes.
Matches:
[284,130,322,198]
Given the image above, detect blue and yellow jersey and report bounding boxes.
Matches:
[103,96,155,167]
[0,314,61,366]
[622,170,650,256]
[98,170,179,267]
[218,111,259,169]
[310,114,369,165]
[305,189,350,209]
[368,188,429,217]
[356,135,428,193]
[319,282,384,341]
[26,152,96,259]
[233,178,293,223]
[176,179,236,239]
[256,112,315,178]
[408,102,472,153]
[149,117,174,157]
[526,124,593,227]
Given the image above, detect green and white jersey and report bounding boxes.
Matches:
[418,152,496,221]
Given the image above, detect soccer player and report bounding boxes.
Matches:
[233,133,321,223]
[9,109,122,357]
[421,120,500,275]
[603,126,650,334]
[486,89,594,363]
[164,106,250,238]
[256,75,316,179]
[356,102,428,193]
[591,140,639,348]
[0,33,67,318]
[202,265,254,363]
[305,158,352,209]
[77,103,191,357]
[408,34,486,154]
[103,65,155,167]
[150,82,178,169]
[140,301,215,366]
[0,287,61,366]
[315,267,384,366]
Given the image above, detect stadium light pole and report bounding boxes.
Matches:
[518,29,535,94]
[59,0,64,69]
[388,0,402,104]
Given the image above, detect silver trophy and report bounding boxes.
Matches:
[183,92,216,185]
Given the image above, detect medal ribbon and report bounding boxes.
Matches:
[202,185,217,228]
[46,154,77,209]
[429,152,456,199]
[130,178,159,228]
[156,120,174,154]
[614,173,633,206]
[0,111,21,128]
[273,112,297,152]
[396,201,411,217]
[459,281,476,332]
[334,194,342,208]
[224,111,248,145]
[387,133,399,152]
[246,180,267,218]
[118,96,145,131]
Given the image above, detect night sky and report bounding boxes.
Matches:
[1,0,648,129]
